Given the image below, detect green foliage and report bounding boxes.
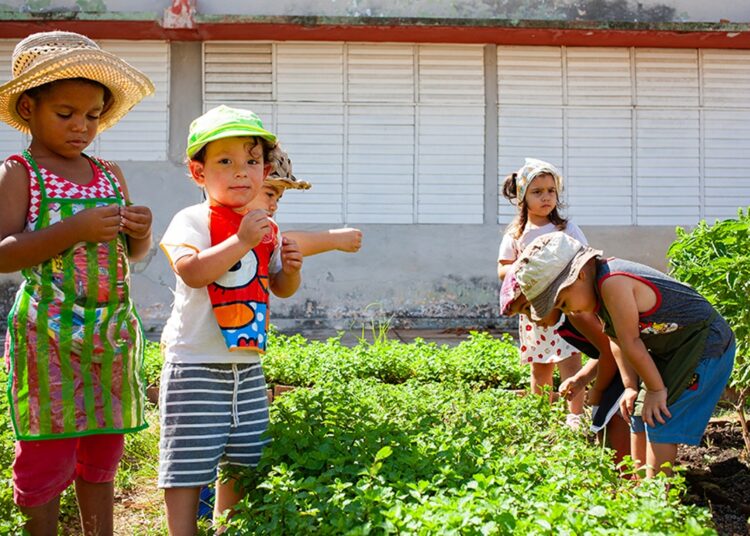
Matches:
[667,208,750,392]
[225,380,713,534]
[0,371,26,533]
[262,330,527,390]
[142,340,163,387]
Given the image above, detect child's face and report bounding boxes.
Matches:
[508,295,561,327]
[189,136,269,211]
[246,184,284,217]
[554,274,597,316]
[523,173,558,220]
[19,79,105,159]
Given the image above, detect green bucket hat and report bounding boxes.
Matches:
[186,105,277,159]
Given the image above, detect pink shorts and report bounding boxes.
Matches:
[13,434,125,507]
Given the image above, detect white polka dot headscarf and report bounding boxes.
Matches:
[515,158,564,203]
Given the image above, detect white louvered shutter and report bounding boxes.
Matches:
[567,108,633,225]
[204,42,273,102]
[273,44,346,223]
[276,43,343,102]
[346,104,415,223]
[417,45,484,224]
[497,47,564,223]
[0,40,27,155]
[0,40,167,161]
[701,49,750,108]
[274,103,345,224]
[635,49,699,107]
[566,47,632,106]
[635,109,700,225]
[96,40,169,161]
[347,44,414,102]
[703,109,750,221]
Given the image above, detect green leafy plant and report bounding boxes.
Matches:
[668,207,750,452]
[223,379,712,534]
[142,340,163,388]
[262,330,526,390]
[0,371,26,533]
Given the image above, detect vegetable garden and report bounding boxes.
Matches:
[1,209,748,534]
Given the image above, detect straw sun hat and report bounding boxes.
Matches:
[266,144,311,191]
[0,31,155,134]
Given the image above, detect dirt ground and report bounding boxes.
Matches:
[679,418,750,536]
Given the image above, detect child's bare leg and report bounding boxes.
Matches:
[530,362,555,399]
[75,477,114,535]
[603,415,631,467]
[19,497,60,536]
[646,442,678,478]
[557,353,584,415]
[164,487,200,536]
[214,475,244,530]
[630,431,647,477]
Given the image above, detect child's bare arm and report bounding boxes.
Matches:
[285,228,362,257]
[108,162,152,262]
[601,276,670,426]
[0,160,120,272]
[270,236,302,297]
[566,312,618,397]
[175,209,269,288]
[497,259,514,280]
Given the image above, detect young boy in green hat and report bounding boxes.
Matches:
[158,105,303,533]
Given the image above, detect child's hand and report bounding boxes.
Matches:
[120,205,152,240]
[332,227,362,252]
[642,388,670,427]
[619,386,639,424]
[558,376,584,401]
[73,205,122,243]
[237,209,271,248]
[281,236,303,274]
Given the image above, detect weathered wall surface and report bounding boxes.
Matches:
[1,0,747,22]
[0,220,679,335]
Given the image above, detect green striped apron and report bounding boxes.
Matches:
[5,150,147,440]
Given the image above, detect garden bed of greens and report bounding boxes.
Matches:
[1,208,748,534]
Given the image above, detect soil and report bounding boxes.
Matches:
[679,419,750,536]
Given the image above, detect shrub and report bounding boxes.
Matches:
[668,208,750,450]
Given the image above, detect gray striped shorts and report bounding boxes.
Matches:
[157,361,271,488]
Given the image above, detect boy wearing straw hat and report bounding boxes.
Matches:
[515,232,735,477]
[249,143,363,256]
[0,31,154,534]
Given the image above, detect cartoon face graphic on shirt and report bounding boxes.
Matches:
[208,248,271,351]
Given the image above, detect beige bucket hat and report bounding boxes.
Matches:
[515,232,602,320]
[266,144,311,190]
[0,31,155,134]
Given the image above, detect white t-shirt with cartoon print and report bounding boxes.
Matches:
[160,202,282,364]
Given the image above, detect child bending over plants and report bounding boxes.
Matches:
[501,267,630,467]
[515,232,735,477]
